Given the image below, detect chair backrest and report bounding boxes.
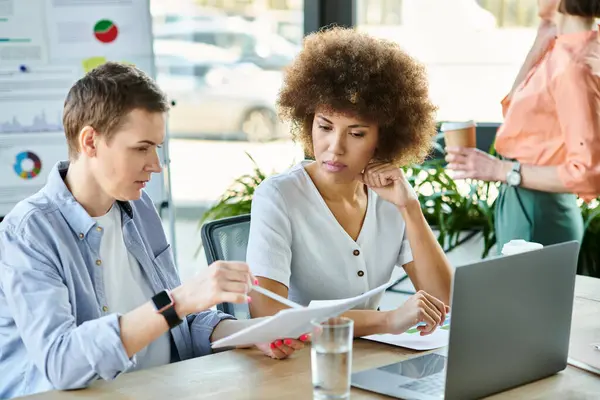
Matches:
[201,214,251,319]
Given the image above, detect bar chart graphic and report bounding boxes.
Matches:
[0,111,63,134]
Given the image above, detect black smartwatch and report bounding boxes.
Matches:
[151,290,183,329]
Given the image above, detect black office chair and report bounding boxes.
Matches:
[201,214,252,319]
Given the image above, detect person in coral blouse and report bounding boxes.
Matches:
[446,0,600,252]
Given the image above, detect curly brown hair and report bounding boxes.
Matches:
[278,27,437,166]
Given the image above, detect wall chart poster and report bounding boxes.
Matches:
[0,0,161,217]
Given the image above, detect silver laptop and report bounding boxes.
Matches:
[351,241,580,400]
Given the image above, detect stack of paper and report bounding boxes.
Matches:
[211,279,397,349]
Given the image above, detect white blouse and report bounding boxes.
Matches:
[247,161,413,310]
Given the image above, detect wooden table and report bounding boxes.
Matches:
[24,276,600,400]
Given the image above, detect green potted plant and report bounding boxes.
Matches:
[198,152,267,226]
[407,157,497,257]
[578,200,600,277]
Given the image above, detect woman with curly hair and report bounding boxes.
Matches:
[246,27,453,338]
[447,0,600,252]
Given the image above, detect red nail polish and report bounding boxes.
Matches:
[300,334,308,341]
[284,339,292,346]
[275,340,282,347]
[254,279,259,285]
[270,343,276,349]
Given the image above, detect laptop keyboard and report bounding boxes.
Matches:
[399,372,445,398]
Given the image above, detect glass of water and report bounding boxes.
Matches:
[310,316,354,400]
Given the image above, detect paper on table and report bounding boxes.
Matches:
[566,300,600,376]
[211,279,398,349]
[567,357,600,375]
[363,315,451,351]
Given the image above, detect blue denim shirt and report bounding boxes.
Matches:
[0,161,234,398]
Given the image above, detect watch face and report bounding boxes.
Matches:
[153,290,173,310]
[507,171,521,186]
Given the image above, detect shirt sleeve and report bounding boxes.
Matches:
[186,310,236,358]
[396,227,414,267]
[501,93,512,118]
[246,180,293,287]
[0,229,136,391]
[553,62,600,201]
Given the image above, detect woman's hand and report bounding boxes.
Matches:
[384,291,449,336]
[357,162,418,208]
[445,147,510,182]
[255,334,310,359]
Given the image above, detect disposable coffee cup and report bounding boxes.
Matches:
[441,120,477,148]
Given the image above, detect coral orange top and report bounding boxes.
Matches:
[495,30,600,202]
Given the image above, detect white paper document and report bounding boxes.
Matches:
[211,279,397,349]
[363,315,451,351]
[567,357,600,376]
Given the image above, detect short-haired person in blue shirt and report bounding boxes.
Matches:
[0,62,305,399]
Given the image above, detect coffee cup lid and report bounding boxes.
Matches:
[440,120,476,131]
[501,239,543,256]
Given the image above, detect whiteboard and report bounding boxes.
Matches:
[0,0,170,217]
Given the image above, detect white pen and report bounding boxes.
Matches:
[250,284,304,309]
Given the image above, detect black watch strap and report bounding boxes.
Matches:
[151,290,183,329]
[161,304,183,329]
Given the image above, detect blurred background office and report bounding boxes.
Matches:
[154,0,566,281]
[6,0,591,282]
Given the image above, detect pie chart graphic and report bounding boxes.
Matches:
[94,19,119,43]
[13,151,42,180]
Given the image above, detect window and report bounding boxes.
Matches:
[357,0,539,123]
[151,0,304,279]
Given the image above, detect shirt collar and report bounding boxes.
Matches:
[43,161,134,238]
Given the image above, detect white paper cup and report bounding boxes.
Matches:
[441,120,477,148]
